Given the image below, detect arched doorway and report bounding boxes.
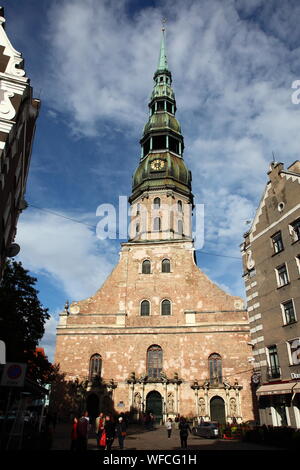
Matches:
[146,391,163,422]
[210,396,226,424]
[86,393,99,423]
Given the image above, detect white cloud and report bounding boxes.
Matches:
[38,0,300,301]
[15,209,116,300]
[39,312,59,363]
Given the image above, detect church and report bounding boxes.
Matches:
[55,30,254,425]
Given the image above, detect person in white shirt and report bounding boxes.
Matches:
[165,418,173,438]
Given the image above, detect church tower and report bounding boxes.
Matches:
[129,27,193,243]
[55,30,254,425]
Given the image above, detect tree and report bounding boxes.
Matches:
[0,260,51,382]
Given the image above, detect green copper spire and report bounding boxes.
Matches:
[157,26,168,71]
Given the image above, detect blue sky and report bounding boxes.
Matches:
[3,0,300,361]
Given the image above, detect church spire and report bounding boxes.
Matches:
[157,22,168,72]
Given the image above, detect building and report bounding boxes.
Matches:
[0,7,40,277]
[241,160,300,428]
[55,30,254,424]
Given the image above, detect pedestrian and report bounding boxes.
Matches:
[165,418,173,438]
[95,412,105,449]
[77,411,90,451]
[179,418,191,449]
[116,416,127,449]
[104,415,115,451]
[70,416,78,451]
[149,413,154,430]
[174,415,180,430]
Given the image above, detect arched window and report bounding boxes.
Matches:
[162,259,171,273]
[147,345,163,378]
[135,223,140,235]
[161,299,171,316]
[153,197,161,209]
[153,217,161,232]
[208,353,222,386]
[142,259,151,274]
[178,219,183,235]
[140,300,150,316]
[89,354,102,380]
[178,200,183,212]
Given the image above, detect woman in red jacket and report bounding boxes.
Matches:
[70,416,78,451]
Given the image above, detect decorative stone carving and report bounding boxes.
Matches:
[134,392,141,410]
[0,15,26,79]
[0,88,15,120]
[167,392,174,413]
[198,397,206,415]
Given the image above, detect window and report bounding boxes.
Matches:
[169,136,180,154]
[271,232,284,254]
[153,197,160,209]
[147,345,163,378]
[143,139,150,156]
[89,354,102,380]
[178,200,183,212]
[267,345,280,379]
[208,353,222,386]
[287,338,300,365]
[290,218,300,242]
[135,223,140,235]
[140,300,150,316]
[152,135,166,150]
[142,260,151,274]
[178,219,183,236]
[281,300,296,325]
[166,101,172,113]
[136,203,140,215]
[161,299,171,316]
[153,217,161,232]
[296,255,300,276]
[162,259,170,273]
[276,264,289,287]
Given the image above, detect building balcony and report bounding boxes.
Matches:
[267,366,281,380]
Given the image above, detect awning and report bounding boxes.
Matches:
[256,382,296,396]
[293,382,300,393]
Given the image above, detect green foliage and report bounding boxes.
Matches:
[0,260,51,383]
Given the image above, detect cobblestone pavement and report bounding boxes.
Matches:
[52,423,280,451]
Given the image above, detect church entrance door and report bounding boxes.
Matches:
[86,393,99,423]
[210,396,226,424]
[146,391,163,422]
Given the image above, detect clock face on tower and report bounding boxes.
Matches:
[150,159,165,171]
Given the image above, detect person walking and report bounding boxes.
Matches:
[179,418,191,449]
[70,416,78,451]
[165,418,173,438]
[115,416,127,450]
[77,411,90,451]
[104,416,115,451]
[95,412,105,449]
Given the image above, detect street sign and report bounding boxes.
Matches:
[0,363,27,387]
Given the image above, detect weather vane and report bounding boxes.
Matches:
[161,17,167,32]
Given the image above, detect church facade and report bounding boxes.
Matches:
[55,31,254,424]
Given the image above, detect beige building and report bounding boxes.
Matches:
[55,31,254,424]
[0,8,40,277]
[241,161,300,428]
